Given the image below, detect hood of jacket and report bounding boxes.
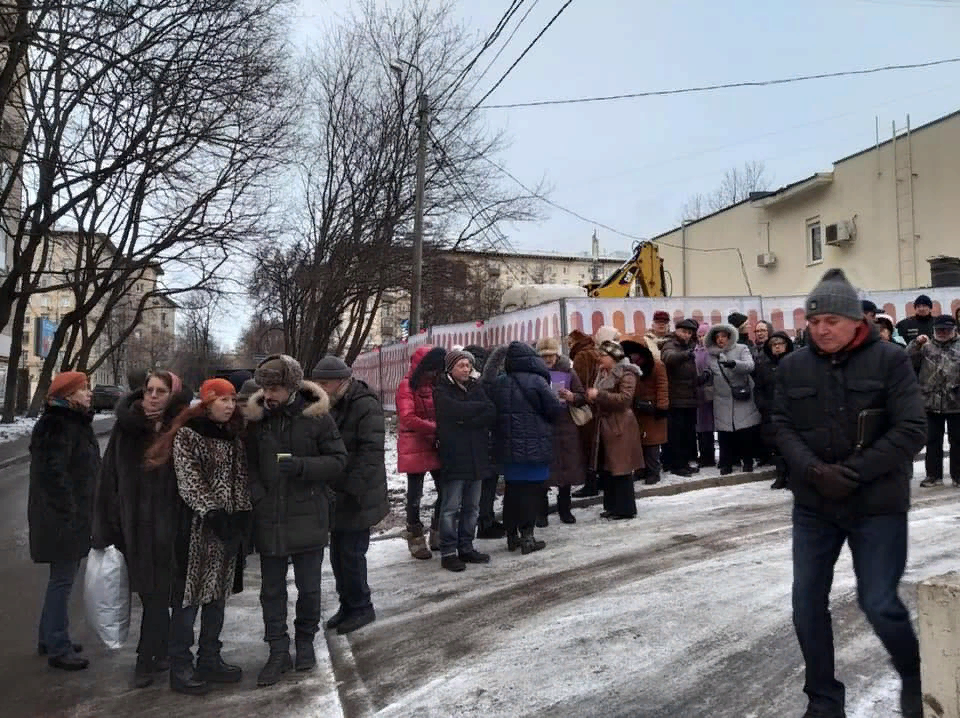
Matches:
[621,341,654,376]
[463,344,488,372]
[568,330,595,359]
[481,345,509,385]
[705,323,742,356]
[243,380,331,422]
[410,346,446,389]
[504,341,550,381]
[763,331,796,363]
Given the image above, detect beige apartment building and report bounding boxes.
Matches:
[372,246,627,345]
[653,109,960,297]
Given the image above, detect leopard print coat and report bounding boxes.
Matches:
[173,420,252,607]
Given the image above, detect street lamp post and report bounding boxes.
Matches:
[390,60,428,336]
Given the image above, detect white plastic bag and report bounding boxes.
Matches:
[83,546,130,650]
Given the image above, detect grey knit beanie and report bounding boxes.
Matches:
[445,349,475,374]
[254,353,304,392]
[311,356,352,381]
[805,269,863,321]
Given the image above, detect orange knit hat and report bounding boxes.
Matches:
[199,378,236,404]
[47,371,88,400]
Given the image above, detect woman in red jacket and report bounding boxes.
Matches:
[396,346,446,559]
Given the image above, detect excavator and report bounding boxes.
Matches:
[582,241,667,298]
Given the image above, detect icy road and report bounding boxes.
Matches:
[324,473,960,718]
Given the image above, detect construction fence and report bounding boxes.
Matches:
[353,289,960,411]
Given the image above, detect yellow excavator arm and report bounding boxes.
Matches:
[583,242,666,298]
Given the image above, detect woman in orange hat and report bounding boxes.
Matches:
[29,371,99,671]
[145,378,252,695]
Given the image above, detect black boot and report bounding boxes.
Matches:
[325,607,347,631]
[170,663,209,695]
[572,473,599,497]
[506,530,521,552]
[519,528,546,555]
[195,654,242,683]
[295,637,316,671]
[134,656,154,688]
[557,487,576,524]
[535,489,549,527]
[476,521,506,539]
[48,654,89,671]
[336,608,377,635]
[256,650,293,687]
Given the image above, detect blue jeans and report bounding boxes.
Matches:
[438,479,481,557]
[168,597,226,667]
[792,505,920,713]
[330,529,372,614]
[38,560,80,657]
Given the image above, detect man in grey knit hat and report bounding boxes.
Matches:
[772,268,927,718]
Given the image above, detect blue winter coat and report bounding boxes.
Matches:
[490,342,566,468]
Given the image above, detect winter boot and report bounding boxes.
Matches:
[742,459,754,473]
[770,474,788,490]
[535,489,549,527]
[519,528,546,555]
[557,489,576,524]
[428,528,440,552]
[920,476,944,488]
[506,530,521,552]
[134,656,154,688]
[256,650,293,687]
[572,473,599,497]
[325,607,347,631]
[48,654,89,671]
[170,663,209,695]
[336,608,376,635]
[458,549,490,564]
[153,656,170,672]
[404,525,432,560]
[38,642,82,656]
[801,707,846,718]
[295,636,316,671]
[195,654,242,683]
[476,521,506,539]
[441,554,466,572]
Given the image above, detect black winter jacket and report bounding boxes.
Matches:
[896,314,936,344]
[244,382,348,556]
[772,325,927,515]
[328,379,390,531]
[433,374,496,482]
[92,387,193,594]
[660,333,699,408]
[29,403,101,563]
[490,342,565,465]
[753,332,794,449]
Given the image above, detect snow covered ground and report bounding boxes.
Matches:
[323,459,960,717]
[0,417,37,443]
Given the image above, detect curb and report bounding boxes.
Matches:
[0,421,115,472]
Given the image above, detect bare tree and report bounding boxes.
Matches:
[172,291,223,391]
[0,0,294,419]
[681,161,771,220]
[250,0,541,367]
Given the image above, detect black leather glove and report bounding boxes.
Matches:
[204,509,233,542]
[634,400,655,415]
[277,456,303,481]
[720,360,737,369]
[807,464,860,500]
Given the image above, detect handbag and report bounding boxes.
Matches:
[569,403,593,426]
[718,363,752,402]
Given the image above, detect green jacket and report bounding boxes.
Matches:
[244,382,348,556]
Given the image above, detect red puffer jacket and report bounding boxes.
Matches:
[396,346,442,474]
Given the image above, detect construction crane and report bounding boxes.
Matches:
[583,240,667,298]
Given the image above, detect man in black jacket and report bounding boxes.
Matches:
[773,269,927,718]
[896,293,936,343]
[311,356,389,636]
[244,354,348,687]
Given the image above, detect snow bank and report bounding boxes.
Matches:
[0,417,37,443]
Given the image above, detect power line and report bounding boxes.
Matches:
[442,0,576,140]
[465,0,543,95]
[479,57,960,109]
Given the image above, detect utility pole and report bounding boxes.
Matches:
[410,91,428,335]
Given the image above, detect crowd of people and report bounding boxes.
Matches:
[27,354,388,696]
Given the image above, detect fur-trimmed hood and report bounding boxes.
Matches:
[481,345,510,386]
[705,323,741,356]
[243,380,331,422]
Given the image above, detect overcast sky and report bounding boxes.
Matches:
[293,0,960,258]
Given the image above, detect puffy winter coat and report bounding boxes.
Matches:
[433,374,496,482]
[897,315,936,344]
[490,342,565,468]
[328,378,390,531]
[28,403,101,563]
[753,332,795,449]
[396,346,441,474]
[632,348,669,446]
[705,323,761,433]
[907,335,960,414]
[544,355,588,488]
[244,382,348,556]
[772,324,927,516]
[591,362,646,476]
[660,333,699,408]
[92,387,193,594]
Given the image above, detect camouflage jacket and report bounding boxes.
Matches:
[908,335,960,414]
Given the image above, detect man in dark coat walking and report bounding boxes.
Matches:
[772,269,927,718]
[311,356,389,636]
[244,354,348,686]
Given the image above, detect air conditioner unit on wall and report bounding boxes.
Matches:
[825,220,856,246]
[756,252,777,268]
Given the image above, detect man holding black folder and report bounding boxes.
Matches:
[772,269,927,718]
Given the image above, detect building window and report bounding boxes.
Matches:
[807,220,823,265]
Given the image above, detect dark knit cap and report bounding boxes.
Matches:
[676,318,699,332]
[861,300,878,314]
[254,354,304,392]
[311,356,352,380]
[727,312,748,329]
[445,349,475,374]
[914,294,934,309]
[805,269,862,321]
[934,314,957,329]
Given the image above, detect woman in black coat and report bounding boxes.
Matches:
[92,371,192,687]
[753,332,794,489]
[29,372,101,672]
[490,342,566,554]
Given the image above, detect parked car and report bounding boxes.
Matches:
[92,384,124,413]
